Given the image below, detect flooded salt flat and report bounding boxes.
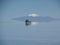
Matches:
[0,14,60,45]
[0,19,60,45]
[1,0,60,45]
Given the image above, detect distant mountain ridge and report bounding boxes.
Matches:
[13,16,60,22]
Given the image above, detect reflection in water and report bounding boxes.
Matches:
[25,19,31,26]
[13,16,60,26]
[31,22,39,26]
[25,19,39,26]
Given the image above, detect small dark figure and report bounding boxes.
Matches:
[25,19,31,26]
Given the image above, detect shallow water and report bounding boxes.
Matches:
[0,18,60,45]
[1,0,60,45]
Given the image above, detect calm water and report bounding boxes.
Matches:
[1,0,60,45]
[0,17,60,45]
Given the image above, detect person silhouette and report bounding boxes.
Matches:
[25,19,31,26]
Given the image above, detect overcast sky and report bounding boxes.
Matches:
[1,0,60,45]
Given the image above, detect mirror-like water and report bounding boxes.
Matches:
[0,19,60,45]
[1,0,60,45]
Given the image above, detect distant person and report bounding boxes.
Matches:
[25,19,31,26]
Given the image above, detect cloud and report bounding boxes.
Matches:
[28,13,39,17]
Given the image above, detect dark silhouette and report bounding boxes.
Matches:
[25,19,31,26]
